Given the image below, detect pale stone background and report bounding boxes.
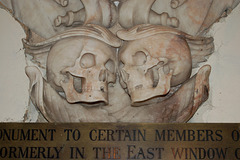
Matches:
[0,5,239,122]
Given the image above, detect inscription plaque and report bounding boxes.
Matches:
[1,123,240,159]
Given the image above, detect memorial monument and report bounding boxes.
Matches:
[0,0,239,122]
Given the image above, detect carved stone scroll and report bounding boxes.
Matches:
[118,0,179,29]
[54,0,118,28]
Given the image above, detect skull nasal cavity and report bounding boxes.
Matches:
[105,59,115,73]
[133,51,147,66]
[73,76,83,93]
[80,53,96,68]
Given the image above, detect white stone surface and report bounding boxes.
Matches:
[0,4,240,122]
[0,9,29,121]
[189,5,240,122]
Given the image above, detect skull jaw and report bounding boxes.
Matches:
[64,88,108,104]
[60,76,108,105]
[129,83,171,106]
[124,67,172,106]
[128,78,172,106]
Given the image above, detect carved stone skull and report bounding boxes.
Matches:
[46,26,121,105]
[117,25,192,105]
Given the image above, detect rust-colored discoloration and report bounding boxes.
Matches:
[22,22,213,122]
[186,0,212,26]
[26,62,210,122]
[118,64,210,123]
[3,0,238,123]
[117,25,192,105]
[43,25,119,105]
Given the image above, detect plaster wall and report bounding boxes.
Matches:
[0,10,28,121]
[0,5,239,122]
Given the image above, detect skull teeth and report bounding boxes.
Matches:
[73,76,83,93]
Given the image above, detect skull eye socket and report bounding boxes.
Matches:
[80,53,96,68]
[132,51,147,66]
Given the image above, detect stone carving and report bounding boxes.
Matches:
[118,0,179,29]
[170,0,188,9]
[117,24,212,105]
[54,0,69,7]
[54,0,117,28]
[0,0,239,122]
[45,25,121,104]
